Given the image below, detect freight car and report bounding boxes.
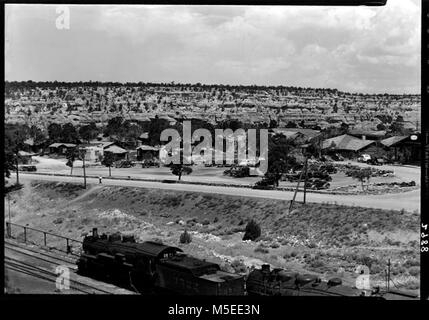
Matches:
[77,228,244,295]
[246,264,419,300]
[246,264,363,297]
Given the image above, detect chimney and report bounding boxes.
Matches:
[92,228,98,237]
[362,135,366,141]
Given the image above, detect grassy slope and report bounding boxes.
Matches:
[7,180,420,292]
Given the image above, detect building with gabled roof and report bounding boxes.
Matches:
[104,145,129,161]
[48,143,77,155]
[348,129,387,141]
[380,134,420,164]
[322,134,375,152]
[321,134,379,158]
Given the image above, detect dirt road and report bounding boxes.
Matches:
[16,173,420,212]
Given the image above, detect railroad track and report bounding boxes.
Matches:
[5,256,112,294]
[5,240,78,269]
[4,240,120,294]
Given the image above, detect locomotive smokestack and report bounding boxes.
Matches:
[261,264,270,273]
[92,228,98,237]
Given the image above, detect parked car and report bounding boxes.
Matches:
[330,153,344,161]
[18,165,37,172]
[141,159,160,168]
[367,158,383,166]
[114,160,133,168]
[357,154,371,163]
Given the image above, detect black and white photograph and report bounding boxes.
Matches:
[3,0,425,303]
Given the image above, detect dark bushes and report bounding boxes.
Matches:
[179,230,192,244]
[243,219,261,241]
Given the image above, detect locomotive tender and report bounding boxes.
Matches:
[77,228,244,295]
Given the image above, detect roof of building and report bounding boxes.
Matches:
[23,138,34,146]
[18,150,35,157]
[271,129,301,139]
[322,134,374,151]
[348,129,387,138]
[275,128,321,139]
[104,145,128,154]
[48,143,76,148]
[95,141,116,148]
[137,145,159,151]
[380,135,409,147]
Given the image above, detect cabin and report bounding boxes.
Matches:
[270,128,321,144]
[136,145,159,162]
[17,150,35,164]
[138,132,150,146]
[380,134,421,164]
[321,134,376,158]
[103,145,129,161]
[23,137,45,154]
[48,143,77,155]
[80,141,120,162]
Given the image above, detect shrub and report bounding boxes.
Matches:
[310,258,325,269]
[243,219,261,241]
[270,242,280,249]
[230,259,247,273]
[408,266,420,277]
[53,218,63,224]
[254,245,269,254]
[179,230,192,244]
[356,254,375,269]
[307,241,317,249]
[404,279,420,290]
[404,259,420,268]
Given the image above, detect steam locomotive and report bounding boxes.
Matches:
[76,228,244,295]
[77,228,418,299]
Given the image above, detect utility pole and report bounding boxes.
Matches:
[80,147,87,189]
[303,158,309,204]
[7,194,11,237]
[387,259,391,292]
[15,151,19,185]
[8,194,11,223]
[289,156,308,211]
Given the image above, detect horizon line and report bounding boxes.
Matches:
[4,80,421,96]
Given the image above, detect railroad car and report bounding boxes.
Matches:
[156,252,243,295]
[246,264,419,300]
[246,264,363,297]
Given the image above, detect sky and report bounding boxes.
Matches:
[5,1,421,94]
